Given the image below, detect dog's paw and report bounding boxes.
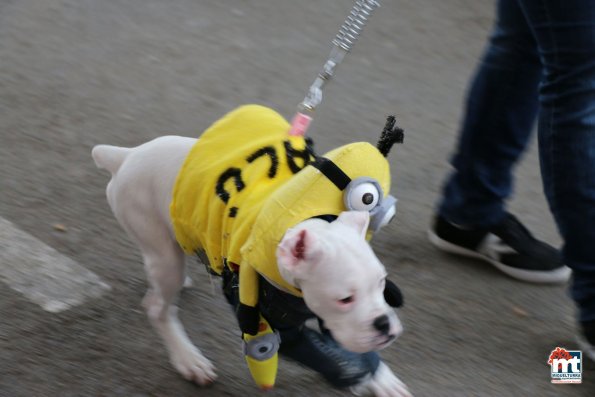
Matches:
[171,344,217,386]
[350,362,412,397]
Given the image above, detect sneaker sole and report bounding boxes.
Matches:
[427,229,571,284]
[576,334,595,362]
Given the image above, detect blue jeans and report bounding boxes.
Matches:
[438,0,595,322]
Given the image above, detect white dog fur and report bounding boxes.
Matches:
[92,135,411,396]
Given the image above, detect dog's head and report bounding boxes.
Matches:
[276,211,402,353]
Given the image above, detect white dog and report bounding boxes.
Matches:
[92,106,411,396]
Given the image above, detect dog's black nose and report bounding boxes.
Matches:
[373,314,390,334]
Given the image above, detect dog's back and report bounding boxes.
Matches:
[92,136,196,236]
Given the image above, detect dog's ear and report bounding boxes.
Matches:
[277,228,320,280]
[337,211,370,238]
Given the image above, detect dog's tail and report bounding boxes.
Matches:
[92,145,132,175]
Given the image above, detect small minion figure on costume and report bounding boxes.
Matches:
[242,314,279,390]
[169,105,404,389]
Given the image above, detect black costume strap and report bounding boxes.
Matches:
[311,157,351,190]
[312,214,338,223]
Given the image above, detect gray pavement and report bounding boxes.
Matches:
[0,0,592,396]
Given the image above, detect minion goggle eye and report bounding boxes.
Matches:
[344,177,397,231]
[243,332,281,361]
[344,178,382,211]
[311,157,397,232]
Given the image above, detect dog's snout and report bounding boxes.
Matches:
[373,314,390,334]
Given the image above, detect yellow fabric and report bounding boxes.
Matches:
[170,105,311,309]
[170,104,392,311]
[241,142,391,295]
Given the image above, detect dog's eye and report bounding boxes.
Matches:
[339,296,354,305]
[345,182,380,211]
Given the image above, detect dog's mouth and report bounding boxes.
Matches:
[373,334,396,349]
[351,334,396,352]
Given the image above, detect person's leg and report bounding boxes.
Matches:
[516,0,595,355]
[429,0,569,284]
[439,0,541,226]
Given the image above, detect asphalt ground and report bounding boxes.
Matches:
[1,0,593,396]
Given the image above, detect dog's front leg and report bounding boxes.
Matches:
[351,362,412,397]
[140,241,217,386]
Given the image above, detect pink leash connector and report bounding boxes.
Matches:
[288,113,313,137]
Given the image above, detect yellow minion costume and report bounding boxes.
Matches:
[171,104,396,325]
[170,104,403,389]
